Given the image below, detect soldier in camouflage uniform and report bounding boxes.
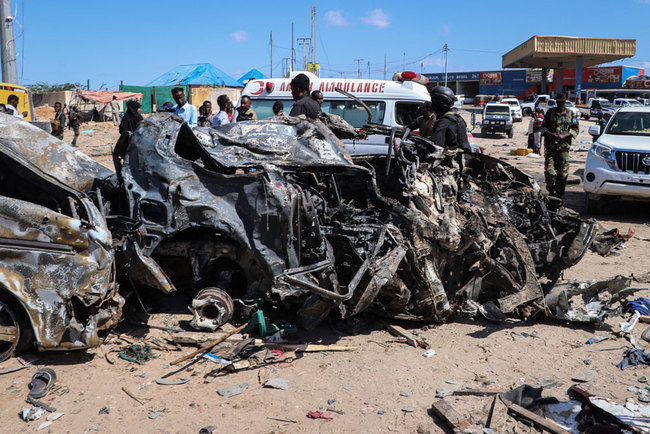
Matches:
[541,93,579,197]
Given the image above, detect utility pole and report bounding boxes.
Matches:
[443,43,449,87]
[383,54,386,80]
[0,0,17,84]
[421,62,423,74]
[291,23,294,72]
[270,30,273,78]
[297,38,310,70]
[311,6,315,66]
[367,61,370,79]
[282,58,290,77]
[354,59,363,79]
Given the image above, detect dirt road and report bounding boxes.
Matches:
[1,111,649,433]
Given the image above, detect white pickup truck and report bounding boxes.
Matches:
[520,95,550,116]
[576,98,617,120]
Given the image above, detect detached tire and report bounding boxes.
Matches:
[0,294,33,362]
[507,129,514,139]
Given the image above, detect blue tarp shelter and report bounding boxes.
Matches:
[146,63,242,87]
[238,68,266,85]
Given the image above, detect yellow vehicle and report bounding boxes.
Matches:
[0,83,32,121]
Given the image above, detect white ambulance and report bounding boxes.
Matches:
[240,71,433,154]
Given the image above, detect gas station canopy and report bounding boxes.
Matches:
[502,36,636,69]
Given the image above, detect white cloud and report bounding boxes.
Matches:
[325,10,349,26]
[361,9,390,28]
[230,31,248,42]
[422,57,445,69]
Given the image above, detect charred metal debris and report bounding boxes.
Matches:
[0,110,614,359]
[104,112,598,327]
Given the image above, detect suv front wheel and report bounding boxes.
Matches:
[507,129,514,139]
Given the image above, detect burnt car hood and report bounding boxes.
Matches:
[196,116,355,169]
[0,113,114,193]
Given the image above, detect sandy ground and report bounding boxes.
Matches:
[1,109,650,433]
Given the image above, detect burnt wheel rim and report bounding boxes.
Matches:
[0,301,20,362]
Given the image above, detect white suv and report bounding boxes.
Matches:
[501,98,523,122]
[583,107,650,212]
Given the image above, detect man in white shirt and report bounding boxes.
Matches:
[6,95,27,119]
[211,94,232,127]
[109,95,121,126]
[171,87,198,127]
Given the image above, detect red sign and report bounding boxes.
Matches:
[585,67,620,83]
[480,72,501,85]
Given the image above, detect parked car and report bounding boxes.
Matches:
[452,95,462,111]
[0,114,124,361]
[583,107,650,212]
[501,98,523,122]
[473,95,490,107]
[481,103,514,138]
[521,94,550,116]
[539,99,581,118]
[577,98,617,121]
[613,98,644,108]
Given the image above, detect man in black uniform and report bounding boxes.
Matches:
[429,86,471,151]
[289,73,321,119]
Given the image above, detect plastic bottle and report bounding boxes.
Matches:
[585,334,610,344]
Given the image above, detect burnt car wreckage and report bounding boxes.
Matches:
[0,115,123,361]
[0,109,601,360]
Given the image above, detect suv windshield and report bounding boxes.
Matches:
[605,111,650,136]
[503,100,519,107]
[485,105,510,116]
[625,100,643,106]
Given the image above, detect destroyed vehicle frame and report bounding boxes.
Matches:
[109,113,596,328]
[0,114,124,361]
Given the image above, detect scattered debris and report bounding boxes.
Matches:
[306,411,333,422]
[148,411,164,420]
[20,406,46,422]
[25,396,56,413]
[28,368,56,399]
[37,421,53,431]
[617,348,650,370]
[585,334,610,344]
[120,345,155,364]
[385,324,429,349]
[121,387,148,405]
[569,385,650,432]
[216,382,250,398]
[571,369,597,383]
[263,378,291,390]
[98,407,109,415]
[590,228,635,256]
[155,377,190,386]
[400,389,411,397]
[267,416,297,423]
[47,412,64,421]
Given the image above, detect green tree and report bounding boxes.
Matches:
[27,82,82,93]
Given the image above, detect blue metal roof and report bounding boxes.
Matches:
[238,68,266,85]
[145,63,242,87]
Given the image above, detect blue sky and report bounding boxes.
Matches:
[10,0,650,89]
